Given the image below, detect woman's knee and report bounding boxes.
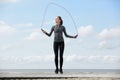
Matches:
[60,55,63,59]
[55,55,58,59]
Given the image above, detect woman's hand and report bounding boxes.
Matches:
[73,34,78,38]
[41,28,47,34]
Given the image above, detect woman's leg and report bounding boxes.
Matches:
[59,42,64,71]
[53,42,59,71]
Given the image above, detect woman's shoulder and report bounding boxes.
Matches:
[61,25,65,27]
[52,25,56,27]
[61,25,65,29]
[52,25,56,29]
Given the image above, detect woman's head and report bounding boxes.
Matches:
[55,16,63,25]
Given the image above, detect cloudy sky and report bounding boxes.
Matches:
[0,0,120,69]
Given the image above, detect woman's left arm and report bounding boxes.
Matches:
[63,27,78,38]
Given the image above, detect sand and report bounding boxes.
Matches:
[0,71,120,80]
[0,77,120,80]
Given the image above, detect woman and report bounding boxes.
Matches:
[41,16,78,74]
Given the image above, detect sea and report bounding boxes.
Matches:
[0,69,120,80]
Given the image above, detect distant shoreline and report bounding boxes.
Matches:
[0,69,120,73]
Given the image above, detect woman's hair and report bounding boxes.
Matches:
[57,16,63,25]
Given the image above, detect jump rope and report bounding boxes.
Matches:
[41,2,78,35]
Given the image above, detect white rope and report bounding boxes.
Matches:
[41,2,78,34]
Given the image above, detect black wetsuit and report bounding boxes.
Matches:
[45,25,73,70]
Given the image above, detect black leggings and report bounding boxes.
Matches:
[53,41,64,69]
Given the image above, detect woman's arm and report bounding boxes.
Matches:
[63,27,78,38]
[41,27,54,37]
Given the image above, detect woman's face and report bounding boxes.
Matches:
[55,17,61,25]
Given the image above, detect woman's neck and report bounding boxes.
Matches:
[56,24,61,27]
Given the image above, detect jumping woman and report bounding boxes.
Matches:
[41,16,78,74]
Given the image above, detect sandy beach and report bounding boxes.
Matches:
[0,71,120,80]
[0,77,120,80]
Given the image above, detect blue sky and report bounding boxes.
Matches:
[0,0,120,69]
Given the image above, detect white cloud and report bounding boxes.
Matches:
[24,31,48,41]
[97,41,107,49]
[65,55,120,63]
[24,32,40,41]
[0,55,53,64]
[96,27,120,49]
[15,23,33,28]
[98,27,120,40]
[0,44,12,50]
[0,0,20,3]
[103,56,120,63]
[0,55,119,64]
[78,25,93,37]
[0,21,16,36]
[97,40,120,49]
[65,55,77,62]
[0,43,21,51]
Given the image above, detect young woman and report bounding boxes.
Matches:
[41,16,78,74]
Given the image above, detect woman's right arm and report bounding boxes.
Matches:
[41,27,54,37]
